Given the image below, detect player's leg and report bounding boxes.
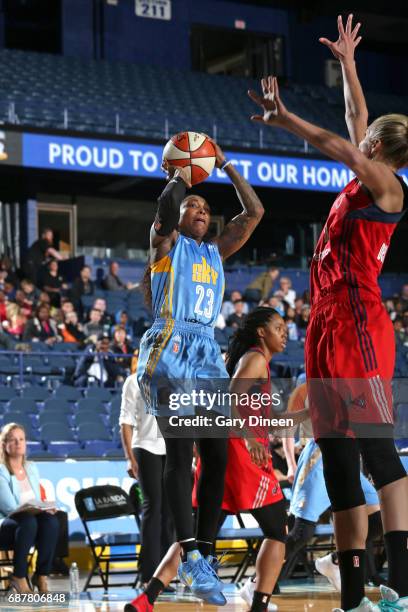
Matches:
[359,435,408,599]
[248,500,287,612]
[195,436,228,557]
[318,437,368,611]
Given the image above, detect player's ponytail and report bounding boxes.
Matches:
[225,307,279,377]
[369,114,408,169]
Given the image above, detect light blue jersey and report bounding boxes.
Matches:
[137,234,229,417]
[151,235,225,326]
[290,440,379,522]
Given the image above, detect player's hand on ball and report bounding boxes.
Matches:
[319,14,362,65]
[248,76,289,127]
[162,161,192,188]
[246,438,269,468]
[204,136,226,169]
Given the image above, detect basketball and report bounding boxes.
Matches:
[162,131,216,186]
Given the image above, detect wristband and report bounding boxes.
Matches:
[220,159,232,171]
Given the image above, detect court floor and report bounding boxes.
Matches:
[0,579,382,612]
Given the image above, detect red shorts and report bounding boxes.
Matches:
[305,291,395,439]
[193,439,283,514]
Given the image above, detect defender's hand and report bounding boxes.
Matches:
[248,76,289,127]
[246,438,270,468]
[319,14,362,65]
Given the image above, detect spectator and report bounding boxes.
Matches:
[268,294,285,317]
[4,280,17,302]
[221,290,249,319]
[111,326,134,369]
[285,306,299,341]
[0,290,8,323]
[0,257,18,287]
[0,327,15,350]
[385,299,397,321]
[20,279,39,306]
[22,304,60,344]
[83,308,104,343]
[23,228,63,284]
[103,261,136,291]
[0,423,59,594]
[92,298,114,330]
[38,260,67,308]
[279,276,296,309]
[112,310,134,340]
[401,284,408,310]
[297,304,311,330]
[245,265,279,302]
[215,312,226,330]
[226,300,246,329]
[60,301,75,317]
[59,311,85,344]
[394,317,407,345]
[14,290,33,318]
[4,304,26,340]
[73,336,125,387]
[70,265,95,307]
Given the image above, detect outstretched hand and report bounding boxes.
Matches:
[248,76,289,127]
[319,14,362,64]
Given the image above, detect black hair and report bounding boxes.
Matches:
[225,307,281,377]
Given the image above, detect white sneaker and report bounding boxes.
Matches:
[374,585,408,610]
[239,577,278,611]
[315,553,341,592]
[332,596,376,612]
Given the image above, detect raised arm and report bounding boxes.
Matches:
[150,166,191,262]
[248,77,403,213]
[320,14,368,145]
[209,139,264,259]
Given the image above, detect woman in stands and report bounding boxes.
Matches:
[249,14,408,612]
[0,423,60,594]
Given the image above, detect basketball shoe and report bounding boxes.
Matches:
[315,553,341,592]
[178,550,226,605]
[332,597,377,612]
[374,585,408,610]
[239,577,278,611]
[124,592,153,612]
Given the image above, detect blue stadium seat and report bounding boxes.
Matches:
[7,398,38,414]
[76,398,108,413]
[0,387,18,402]
[53,385,83,401]
[20,387,50,402]
[74,409,107,426]
[84,387,113,402]
[42,399,72,414]
[40,422,79,454]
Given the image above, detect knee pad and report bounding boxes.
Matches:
[360,437,407,490]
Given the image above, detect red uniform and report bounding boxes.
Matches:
[193,348,283,513]
[306,176,407,438]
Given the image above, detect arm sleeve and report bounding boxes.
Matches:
[119,376,138,427]
[154,177,186,236]
[0,470,18,515]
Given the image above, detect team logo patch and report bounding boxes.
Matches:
[353,556,360,568]
[173,334,181,353]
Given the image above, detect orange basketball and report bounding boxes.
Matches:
[162,131,216,186]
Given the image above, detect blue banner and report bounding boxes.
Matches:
[22,133,408,192]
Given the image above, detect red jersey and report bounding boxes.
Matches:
[310,176,407,306]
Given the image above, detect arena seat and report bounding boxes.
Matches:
[84,387,113,402]
[40,422,79,454]
[7,398,38,414]
[20,387,51,402]
[0,387,18,403]
[53,385,83,401]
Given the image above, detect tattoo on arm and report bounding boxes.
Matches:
[216,165,264,258]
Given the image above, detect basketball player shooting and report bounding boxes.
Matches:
[125,138,264,611]
[249,14,408,612]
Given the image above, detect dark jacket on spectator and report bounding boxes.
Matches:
[73,345,125,387]
[22,317,60,342]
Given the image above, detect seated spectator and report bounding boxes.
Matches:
[23,228,63,284]
[215,312,226,329]
[401,284,408,310]
[268,294,285,317]
[221,290,249,319]
[73,336,125,387]
[59,311,85,344]
[279,276,296,308]
[226,300,246,329]
[285,306,299,341]
[0,423,59,594]
[22,304,60,344]
[4,304,26,340]
[384,298,397,321]
[103,261,136,291]
[83,308,104,344]
[92,298,114,330]
[0,290,8,323]
[60,300,75,317]
[245,265,279,302]
[20,279,39,306]
[70,265,95,308]
[296,304,311,329]
[4,280,17,302]
[113,310,134,340]
[294,297,304,317]
[394,317,407,345]
[38,260,67,308]
[111,326,134,370]
[0,256,19,287]
[14,290,33,318]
